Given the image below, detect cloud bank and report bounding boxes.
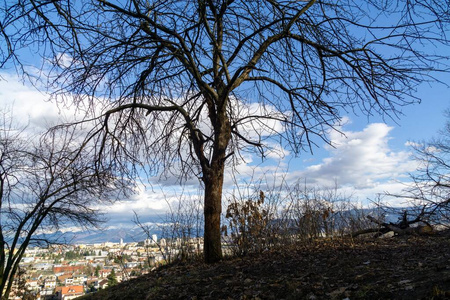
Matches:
[299,123,414,187]
[1,71,419,223]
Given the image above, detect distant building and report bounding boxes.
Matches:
[72,274,87,285]
[54,285,84,300]
[43,277,57,289]
[98,279,109,290]
[21,257,35,263]
[57,274,72,285]
[86,278,99,291]
[33,262,52,271]
[65,277,74,286]
[25,280,39,291]
[99,269,112,278]
[53,265,84,275]
[144,234,158,246]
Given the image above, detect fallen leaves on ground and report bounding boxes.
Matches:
[80,235,450,300]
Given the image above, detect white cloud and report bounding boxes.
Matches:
[0,72,80,131]
[54,52,74,68]
[265,142,291,159]
[405,141,421,148]
[1,71,421,222]
[231,99,286,144]
[99,181,206,224]
[277,122,419,204]
[217,120,420,209]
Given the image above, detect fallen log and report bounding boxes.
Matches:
[351,213,434,238]
[350,227,390,238]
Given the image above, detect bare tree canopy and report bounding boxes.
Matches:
[0,113,127,299]
[386,110,450,226]
[1,0,450,262]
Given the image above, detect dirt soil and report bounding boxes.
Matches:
[80,235,450,300]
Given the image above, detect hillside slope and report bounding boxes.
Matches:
[79,236,450,300]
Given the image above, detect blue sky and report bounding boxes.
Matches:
[1,69,448,228]
[2,1,450,232]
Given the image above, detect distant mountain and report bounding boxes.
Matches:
[32,207,411,245]
[68,227,155,244]
[32,224,166,245]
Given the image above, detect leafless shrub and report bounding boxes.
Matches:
[161,194,204,262]
[224,179,379,254]
[134,193,204,265]
[225,191,272,256]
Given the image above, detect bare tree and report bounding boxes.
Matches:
[1,0,450,262]
[409,111,450,224]
[0,113,127,299]
[350,113,450,238]
[160,195,204,262]
[134,193,204,264]
[383,110,450,229]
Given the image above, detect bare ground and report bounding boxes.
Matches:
[80,235,450,300]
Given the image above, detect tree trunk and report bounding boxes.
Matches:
[203,164,225,263]
[200,93,231,263]
[202,105,230,263]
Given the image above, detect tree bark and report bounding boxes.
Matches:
[203,171,224,263]
[202,98,230,263]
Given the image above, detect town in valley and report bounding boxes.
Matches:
[7,236,203,300]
